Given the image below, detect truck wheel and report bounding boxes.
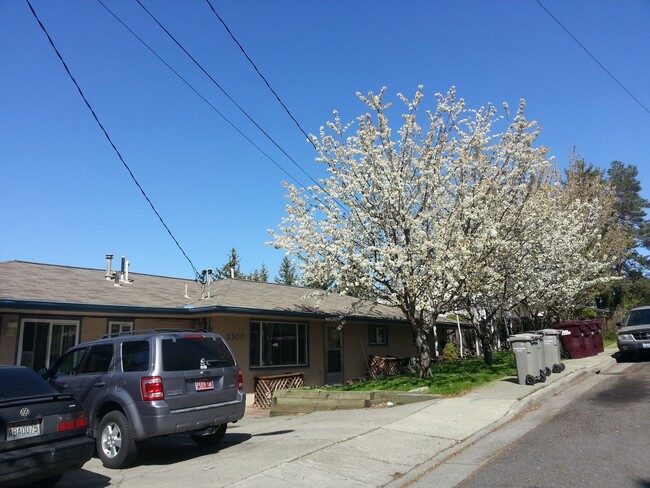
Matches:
[97,411,138,469]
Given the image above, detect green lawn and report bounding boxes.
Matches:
[323,351,517,396]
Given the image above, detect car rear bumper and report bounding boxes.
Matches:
[0,434,94,486]
[126,392,246,440]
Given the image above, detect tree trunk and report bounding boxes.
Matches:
[481,335,494,366]
[414,325,433,378]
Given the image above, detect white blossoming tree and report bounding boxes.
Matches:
[271,86,559,375]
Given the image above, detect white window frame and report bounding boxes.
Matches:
[17,318,80,369]
[108,320,134,335]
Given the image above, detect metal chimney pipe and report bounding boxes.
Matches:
[124,260,130,282]
[105,254,113,280]
[120,256,126,282]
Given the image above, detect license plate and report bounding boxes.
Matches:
[195,380,214,391]
[643,343,650,349]
[7,420,41,441]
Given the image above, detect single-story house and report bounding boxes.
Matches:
[0,258,472,393]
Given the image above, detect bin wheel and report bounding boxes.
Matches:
[552,364,562,374]
[545,367,552,377]
[560,363,566,371]
[538,370,546,383]
[561,350,570,360]
[525,375,535,386]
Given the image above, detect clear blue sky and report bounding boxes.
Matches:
[1,1,649,279]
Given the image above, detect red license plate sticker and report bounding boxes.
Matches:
[195,379,214,391]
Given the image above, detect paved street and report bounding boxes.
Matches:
[458,359,650,488]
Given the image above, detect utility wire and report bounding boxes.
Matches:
[536,0,650,116]
[26,0,200,278]
[96,0,306,189]
[135,0,332,197]
[204,0,316,151]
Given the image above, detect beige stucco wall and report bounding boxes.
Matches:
[0,310,416,394]
[0,314,19,364]
[343,322,416,380]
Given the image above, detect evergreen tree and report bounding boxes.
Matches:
[607,161,650,276]
[248,263,269,282]
[216,248,243,279]
[274,256,298,285]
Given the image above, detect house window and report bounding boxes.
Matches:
[108,321,133,336]
[250,321,307,368]
[17,319,79,370]
[369,325,388,346]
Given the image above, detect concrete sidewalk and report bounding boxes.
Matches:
[59,346,618,488]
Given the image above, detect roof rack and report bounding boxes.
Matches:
[101,328,209,339]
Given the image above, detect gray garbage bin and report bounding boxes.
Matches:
[507,334,546,385]
[533,332,549,378]
[537,329,565,373]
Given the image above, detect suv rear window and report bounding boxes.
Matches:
[161,337,235,371]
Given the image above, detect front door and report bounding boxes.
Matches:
[325,325,343,385]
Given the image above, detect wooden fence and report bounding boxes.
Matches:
[254,372,305,409]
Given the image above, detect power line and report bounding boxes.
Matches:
[536,0,650,116]
[96,0,306,189]
[26,0,201,279]
[135,0,329,194]
[134,1,351,217]
[204,0,317,151]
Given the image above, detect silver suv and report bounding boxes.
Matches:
[44,329,245,469]
[617,305,650,357]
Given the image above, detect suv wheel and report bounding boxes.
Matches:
[97,411,138,469]
[191,423,227,446]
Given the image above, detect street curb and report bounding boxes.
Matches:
[386,353,618,488]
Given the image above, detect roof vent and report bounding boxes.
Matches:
[105,254,114,280]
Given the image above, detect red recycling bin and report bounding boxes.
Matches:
[583,320,604,353]
[553,321,588,359]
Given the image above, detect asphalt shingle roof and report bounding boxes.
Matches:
[0,261,406,322]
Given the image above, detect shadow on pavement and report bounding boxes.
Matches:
[613,350,650,363]
[252,429,294,436]
[133,432,253,467]
[58,468,112,488]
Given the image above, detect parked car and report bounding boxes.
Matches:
[617,305,650,357]
[43,329,246,469]
[0,366,94,487]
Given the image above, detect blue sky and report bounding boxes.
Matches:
[1,1,649,280]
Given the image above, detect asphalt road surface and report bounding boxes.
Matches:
[458,358,650,488]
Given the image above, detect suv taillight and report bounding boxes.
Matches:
[237,370,243,390]
[141,376,164,401]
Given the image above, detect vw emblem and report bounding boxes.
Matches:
[19,408,30,417]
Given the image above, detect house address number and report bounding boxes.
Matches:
[226,332,245,341]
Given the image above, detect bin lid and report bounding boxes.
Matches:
[536,329,562,336]
[507,333,540,343]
